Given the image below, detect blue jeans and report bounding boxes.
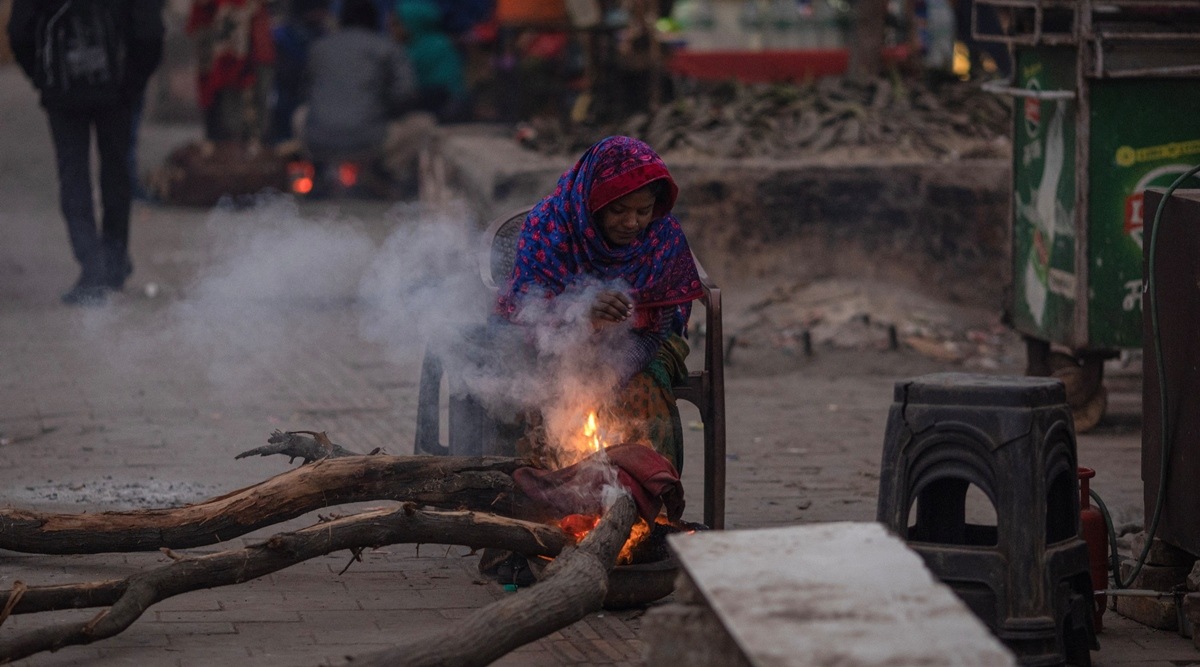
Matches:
[46,103,134,285]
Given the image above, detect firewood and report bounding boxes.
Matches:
[0,506,570,664]
[0,454,530,554]
[346,495,638,667]
[234,428,360,463]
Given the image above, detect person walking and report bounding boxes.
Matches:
[8,0,165,305]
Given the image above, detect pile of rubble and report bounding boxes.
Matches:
[724,278,1023,371]
[521,76,1012,161]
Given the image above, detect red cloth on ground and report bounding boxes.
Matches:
[512,443,685,523]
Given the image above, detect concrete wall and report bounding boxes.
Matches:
[671,158,1011,307]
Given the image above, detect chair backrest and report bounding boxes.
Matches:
[480,207,534,291]
[479,206,727,529]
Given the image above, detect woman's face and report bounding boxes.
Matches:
[595,187,656,246]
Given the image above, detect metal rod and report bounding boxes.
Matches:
[1102,64,1200,78]
[1096,0,1200,7]
[975,0,1074,8]
[1091,32,1200,41]
[1098,589,1179,598]
[980,82,1077,99]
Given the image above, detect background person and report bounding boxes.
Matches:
[301,0,434,195]
[8,0,164,305]
[394,0,469,122]
[269,0,330,145]
[187,0,276,143]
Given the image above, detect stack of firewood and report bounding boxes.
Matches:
[521,76,1012,160]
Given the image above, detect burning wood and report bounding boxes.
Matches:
[349,495,640,667]
[0,506,571,664]
[0,429,695,664]
[559,514,689,566]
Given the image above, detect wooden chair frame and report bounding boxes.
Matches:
[416,207,726,528]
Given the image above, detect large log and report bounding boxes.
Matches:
[0,505,570,664]
[0,455,531,554]
[348,494,639,667]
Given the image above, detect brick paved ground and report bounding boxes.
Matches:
[1,66,1195,666]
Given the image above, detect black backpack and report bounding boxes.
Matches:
[33,0,127,106]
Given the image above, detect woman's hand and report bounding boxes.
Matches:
[590,290,633,329]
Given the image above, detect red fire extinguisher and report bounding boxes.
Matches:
[1078,467,1109,631]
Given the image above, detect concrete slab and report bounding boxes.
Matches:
[666,522,1015,666]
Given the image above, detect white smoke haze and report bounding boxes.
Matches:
[560,452,626,513]
[357,200,489,365]
[450,280,636,463]
[80,194,640,465]
[358,204,639,464]
[601,481,632,511]
[170,196,378,388]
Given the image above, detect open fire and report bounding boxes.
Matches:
[559,514,670,565]
[548,410,689,565]
[561,513,686,566]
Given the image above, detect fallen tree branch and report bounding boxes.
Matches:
[0,505,570,664]
[234,429,361,463]
[0,455,532,554]
[348,493,638,667]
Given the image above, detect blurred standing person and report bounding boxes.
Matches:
[302,0,435,194]
[187,0,276,142]
[269,0,330,145]
[395,0,469,122]
[8,0,164,305]
[129,0,166,202]
[329,0,395,32]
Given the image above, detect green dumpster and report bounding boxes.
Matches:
[1008,48,1200,351]
[976,0,1200,426]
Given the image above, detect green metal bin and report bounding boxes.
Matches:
[977,0,1200,404]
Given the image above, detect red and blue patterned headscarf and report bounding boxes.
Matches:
[497,136,703,333]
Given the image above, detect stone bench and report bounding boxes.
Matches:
[644,521,1015,666]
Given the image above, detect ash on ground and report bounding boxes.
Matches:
[18,478,222,509]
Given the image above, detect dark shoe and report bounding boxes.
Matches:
[132,182,158,204]
[61,281,108,306]
[101,252,133,291]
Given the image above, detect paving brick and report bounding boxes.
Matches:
[546,639,588,662]
[356,585,497,610]
[277,592,362,611]
[156,609,301,623]
[491,647,568,666]
[8,647,110,667]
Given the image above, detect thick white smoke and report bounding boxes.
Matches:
[85,194,632,466]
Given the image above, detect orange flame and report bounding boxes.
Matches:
[337,162,360,188]
[288,161,315,195]
[617,518,651,565]
[583,411,601,453]
[559,514,655,566]
[559,514,599,541]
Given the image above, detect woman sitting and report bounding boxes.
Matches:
[495,135,703,472]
